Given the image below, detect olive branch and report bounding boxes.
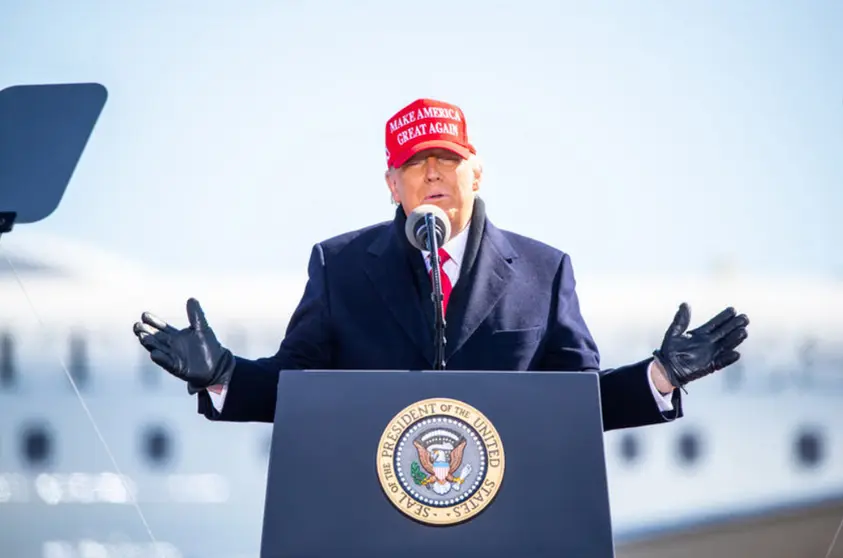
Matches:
[411,461,429,485]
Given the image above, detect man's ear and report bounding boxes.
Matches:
[384,169,400,204]
[472,158,483,191]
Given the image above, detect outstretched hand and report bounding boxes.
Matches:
[132,298,235,393]
[654,303,749,392]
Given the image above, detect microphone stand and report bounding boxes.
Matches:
[424,213,447,371]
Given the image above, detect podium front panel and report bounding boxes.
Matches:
[262,370,614,558]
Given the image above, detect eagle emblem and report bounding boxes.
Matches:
[377,398,505,525]
[411,428,473,495]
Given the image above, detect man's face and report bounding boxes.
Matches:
[385,148,482,237]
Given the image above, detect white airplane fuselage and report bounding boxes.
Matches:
[1,241,841,558]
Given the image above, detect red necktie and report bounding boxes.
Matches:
[429,248,452,316]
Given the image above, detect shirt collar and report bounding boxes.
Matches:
[422,221,470,268]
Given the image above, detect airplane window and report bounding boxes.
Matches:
[0,332,15,388]
[20,423,54,468]
[67,333,89,390]
[141,425,174,467]
[676,430,702,466]
[794,428,823,468]
[618,433,640,464]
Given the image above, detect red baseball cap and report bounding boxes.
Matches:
[384,98,476,169]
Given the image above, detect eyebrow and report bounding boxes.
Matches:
[405,151,460,165]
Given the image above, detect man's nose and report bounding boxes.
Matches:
[424,157,442,180]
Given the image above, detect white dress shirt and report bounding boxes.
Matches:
[209,222,674,413]
[421,220,470,282]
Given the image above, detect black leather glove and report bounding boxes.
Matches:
[653,303,749,393]
[132,298,235,394]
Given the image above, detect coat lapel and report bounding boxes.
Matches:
[363,209,434,365]
[444,199,518,360]
[362,199,519,367]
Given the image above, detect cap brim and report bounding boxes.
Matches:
[392,140,474,168]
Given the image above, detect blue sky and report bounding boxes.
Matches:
[1,1,841,277]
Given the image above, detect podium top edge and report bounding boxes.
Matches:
[280,369,600,376]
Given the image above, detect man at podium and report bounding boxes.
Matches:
[133,98,749,433]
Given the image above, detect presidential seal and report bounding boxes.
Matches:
[376,398,505,526]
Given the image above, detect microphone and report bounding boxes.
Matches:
[404,204,451,371]
[405,204,451,252]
